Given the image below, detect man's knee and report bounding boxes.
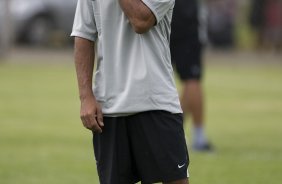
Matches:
[163,178,189,184]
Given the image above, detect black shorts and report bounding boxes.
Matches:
[170,32,203,81]
[170,0,203,81]
[93,111,189,184]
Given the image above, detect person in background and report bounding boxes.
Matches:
[206,0,237,48]
[71,0,190,183]
[250,0,282,51]
[263,0,282,51]
[249,0,267,49]
[170,0,213,151]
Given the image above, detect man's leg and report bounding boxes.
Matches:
[181,79,203,127]
[164,178,189,184]
[181,79,212,151]
[93,117,140,184]
[128,111,189,183]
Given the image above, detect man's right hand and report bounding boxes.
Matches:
[80,95,104,133]
[74,37,102,132]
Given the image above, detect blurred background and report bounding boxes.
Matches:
[0,0,281,184]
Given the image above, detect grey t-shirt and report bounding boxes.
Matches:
[71,0,182,115]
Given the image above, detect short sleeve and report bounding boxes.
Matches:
[141,0,175,24]
[71,0,98,41]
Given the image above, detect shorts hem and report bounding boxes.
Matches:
[143,174,188,183]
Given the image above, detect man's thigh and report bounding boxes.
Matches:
[128,111,190,183]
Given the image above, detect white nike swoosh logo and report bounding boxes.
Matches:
[178,164,185,168]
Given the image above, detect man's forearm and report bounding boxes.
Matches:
[119,0,156,33]
[74,37,95,100]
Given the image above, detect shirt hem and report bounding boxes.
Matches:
[70,30,97,42]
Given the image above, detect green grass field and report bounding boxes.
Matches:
[0,51,282,184]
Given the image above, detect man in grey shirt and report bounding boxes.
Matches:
[71,0,189,183]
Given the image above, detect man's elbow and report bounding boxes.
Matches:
[133,24,150,34]
[131,18,155,34]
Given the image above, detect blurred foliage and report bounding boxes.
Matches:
[234,1,257,50]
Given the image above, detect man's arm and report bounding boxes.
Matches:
[74,37,104,133]
[119,0,156,34]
